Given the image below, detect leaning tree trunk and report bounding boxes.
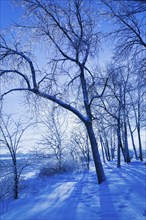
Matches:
[79,66,106,184]
[85,122,106,184]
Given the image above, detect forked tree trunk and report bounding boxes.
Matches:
[128,119,138,160]
[85,122,106,184]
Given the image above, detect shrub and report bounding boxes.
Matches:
[39,159,81,177]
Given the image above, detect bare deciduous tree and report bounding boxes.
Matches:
[101,0,146,60]
[0,0,108,183]
[39,105,68,172]
[71,127,91,170]
[0,115,33,199]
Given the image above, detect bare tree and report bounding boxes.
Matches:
[101,0,146,93]
[94,65,134,167]
[0,0,108,183]
[71,127,91,170]
[0,115,33,199]
[127,115,138,160]
[39,105,68,172]
[101,0,146,60]
[128,76,145,161]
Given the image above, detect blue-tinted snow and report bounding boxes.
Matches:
[0,161,145,220]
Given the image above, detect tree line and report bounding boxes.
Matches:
[0,0,145,193]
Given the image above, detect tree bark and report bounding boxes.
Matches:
[137,123,143,161]
[117,122,121,168]
[85,122,106,184]
[13,163,19,199]
[105,137,111,161]
[117,116,126,167]
[124,120,131,163]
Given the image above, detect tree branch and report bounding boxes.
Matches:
[89,76,109,108]
[0,70,31,89]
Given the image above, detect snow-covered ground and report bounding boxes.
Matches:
[0,160,145,220]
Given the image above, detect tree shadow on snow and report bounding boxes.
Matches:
[41,171,89,220]
[98,181,119,220]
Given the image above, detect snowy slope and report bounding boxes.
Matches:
[0,161,145,220]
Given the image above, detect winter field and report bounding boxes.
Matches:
[0,0,145,219]
[0,159,146,220]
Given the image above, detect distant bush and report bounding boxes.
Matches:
[39,159,81,177]
[0,176,14,200]
[0,162,14,200]
[39,165,59,176]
